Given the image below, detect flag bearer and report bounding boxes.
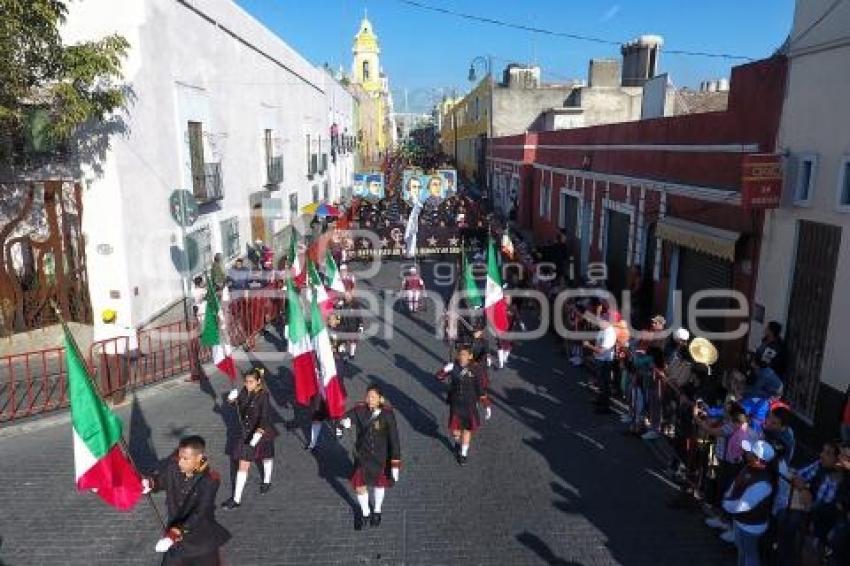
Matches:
[144,435,231,565]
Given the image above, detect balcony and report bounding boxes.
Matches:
[266,155,283,188]
[192,162,223,203]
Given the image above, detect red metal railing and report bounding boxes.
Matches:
[0,294,284,424]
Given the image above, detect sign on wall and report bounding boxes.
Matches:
[353,172,385,201]
[741,154,783,209]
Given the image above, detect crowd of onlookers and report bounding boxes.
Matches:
[506,231,850,566]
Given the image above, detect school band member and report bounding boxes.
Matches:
[496,295,524,369]
[339,385,402,530]
[401,266,425,312]
[436,346,491,465]
[221,368,277,509]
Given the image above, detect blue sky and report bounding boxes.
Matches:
[234,0,795,112]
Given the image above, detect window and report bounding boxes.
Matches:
[289,192,298,216]
[220,217,239,259]
[794,154,817,205]
[188,121,205,198]
[539,185,551,219]
[837,156,850,210]
[312,185,320,203]
[323,181,330,202]
[362,60,370,81]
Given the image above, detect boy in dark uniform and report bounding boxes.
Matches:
[340,384,402,530]
[144,435,231,565]
[436,346,491,465]
[221,368,277,509]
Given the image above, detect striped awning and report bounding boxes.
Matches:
[656,217,740,262]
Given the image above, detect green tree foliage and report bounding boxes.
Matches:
[0,0,129,163]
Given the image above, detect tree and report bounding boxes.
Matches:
[0,0,129,165]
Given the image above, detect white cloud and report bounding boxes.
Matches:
[600,5,621,23]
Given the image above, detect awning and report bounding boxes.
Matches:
[656,217,740,262]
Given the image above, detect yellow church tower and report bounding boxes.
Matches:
[351,13,391,166]
[352,15,381,93]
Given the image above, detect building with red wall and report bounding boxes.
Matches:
[489,57,788,366]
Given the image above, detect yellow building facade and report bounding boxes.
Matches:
[439,79,492,181]
[351,16,393,169]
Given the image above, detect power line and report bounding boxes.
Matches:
[393,0,756,61]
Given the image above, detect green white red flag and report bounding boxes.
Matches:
[66,329,142,511]
[200,277,236,381]
[485,237,509,332]
[325,249,346,294]
[308,292,347,418]
[287,278,318,405]
[307,259,334,318]
[289,232,306,288]
[462,252,482,309]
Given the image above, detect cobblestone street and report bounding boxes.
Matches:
[0,261,733,565]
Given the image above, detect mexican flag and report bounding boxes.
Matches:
[307,259,334,318]
[309,292,347,419]
[287,278,318,406]
[289,231,306,288]
[200,277,236,381]
[325,249,345,294]
[501,229,514,260]
[462,252,482,309]
[66,330,142,511]
[485,237,509,332]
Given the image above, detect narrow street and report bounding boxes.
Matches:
[0,260,732,565]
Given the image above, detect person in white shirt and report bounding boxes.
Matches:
[583,298,617,414]
[722,439,776,566]
[191,276,207,327]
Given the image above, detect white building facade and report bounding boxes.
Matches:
[61,0,355,342]
[751,0,850,435]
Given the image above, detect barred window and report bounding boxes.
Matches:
[187,225,213,276]
[220,216,239,259]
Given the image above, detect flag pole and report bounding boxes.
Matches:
[51,301,167,532]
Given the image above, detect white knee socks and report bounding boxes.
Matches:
[233,470,248,503]
[373,487,386,513]
[309,422,322,449]
[263,459,273,484]
[356,492,371,517]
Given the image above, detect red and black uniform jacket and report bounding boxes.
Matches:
[150,456,231,560]
[346,403,402,486]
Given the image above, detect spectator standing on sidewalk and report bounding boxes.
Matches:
[583,298,617,414]
[721,439,777,566]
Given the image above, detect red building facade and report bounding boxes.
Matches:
[488,57,788,365]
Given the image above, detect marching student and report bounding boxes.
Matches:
[143,435,231,565]
[335,291,364,360]
[339,384,402,530]
[436,345,491,465]
[496,295,524,369]
[339,263,356,293]
[401,265,425,312]
[221,368,277,509]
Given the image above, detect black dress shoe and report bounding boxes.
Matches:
[221,498,240,510]
[370,513,382,527]
[260,483,272,494]
[354,515,366,531]
[458,454,468,466]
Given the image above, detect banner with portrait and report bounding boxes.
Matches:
[353,172,385,201]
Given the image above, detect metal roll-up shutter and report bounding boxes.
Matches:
[605,210,630,297]
[676,248,733,335]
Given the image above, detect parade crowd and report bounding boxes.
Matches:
[143,195,850,566]
[512,227,850,566]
